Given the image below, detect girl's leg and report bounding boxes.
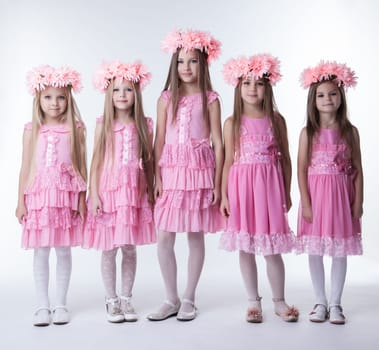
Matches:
[147,231,180,320]
[101,248,124,323]
[240,251,262,322]
[265,254,298,321]
[330,257,347,306]
[33,247,51,325]
[308,255,328,305]
[33,247,51,309]
[55,247,72,307]
[180,232,205,313]
[53,247,72,324]
[157,231,179,304]
[308,254,328,321]
[329,257,347,324]
[101,248,118,298]
[120,245,138,321]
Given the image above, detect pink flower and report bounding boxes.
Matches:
[161,29,221,64]
[26,65,82,95]
[222,53,282,87]
[93,60,151,93]
[300,60,357,89]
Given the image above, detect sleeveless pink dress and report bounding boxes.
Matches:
[219,116,294,255]
[154,91,225,233]
[22,122,86,249]
[296,128,362,257]
[83,117,156,250]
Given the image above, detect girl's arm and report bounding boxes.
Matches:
[220,117,234,217]
[153,96,167,200]
[77,125,87,220]
[278,116,292,211]
[209,99,224,206]
[89,123,103,215]
[297,127,312,222]
[146,121,155,205]
[15,129,32,224]
[351,127,364,219]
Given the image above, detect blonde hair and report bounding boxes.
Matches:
[163,48,213,124]
[31,86,87,182]
[90,79,153,200]
[232,78,290,165]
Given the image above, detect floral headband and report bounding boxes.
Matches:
[26,65,82,96]
[222,53,282,87]
[93,60,151,93]
[161,29,221,63]
[300,60,357,89]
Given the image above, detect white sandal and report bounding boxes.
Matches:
[105,297,124,323]
[176,299,197,321]
[329,304,346,325]
[309,304,328,323]
[147,300,181,321]
[120,295,138,322]
[52,305,70,325]
[33,307,51,327]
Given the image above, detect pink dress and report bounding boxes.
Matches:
[219,116,294,255]
[296,128,362,257]
[83,117,156,250]
[154,91,225,233]
[22,122,86,249]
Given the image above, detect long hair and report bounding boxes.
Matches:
[31,86,87,182]
[305,80,354,162]
[90,79,153,200]
[232,78,290,164]
[163,48,213,124]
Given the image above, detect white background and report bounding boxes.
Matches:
[1,0,378,349]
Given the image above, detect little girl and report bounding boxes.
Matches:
[219,54,298,323]
[147,29,224,321]
[83,61,155,323]
[16,65,87,326]
[297,61,363,324]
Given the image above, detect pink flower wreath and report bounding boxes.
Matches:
[161,29,221,63]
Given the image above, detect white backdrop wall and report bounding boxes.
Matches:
[1,0,378,287]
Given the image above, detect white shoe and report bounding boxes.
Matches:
[176,299,197,321]
[147,300,181,321]
[329,305,346,325]
[309,304,328,323]
[33,307,51,327]
[52,306,70,325]
[105,297,124,323]
[120,295,138,322]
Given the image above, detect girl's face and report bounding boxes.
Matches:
[240,77,265,107]
[112,79,135,112]
[315,81,341,115]
[40,86,68,122]
[177,49,199,84]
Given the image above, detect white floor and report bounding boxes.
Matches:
[1,235,379,350]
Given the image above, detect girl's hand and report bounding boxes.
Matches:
[211,188,221,206]
[352,202,363,219]
[91,195,102,216]
[154,179,162,200]
[220,197,230,217]
[15,203,27,224]
[78,195,87,221]
[302,206,313,222]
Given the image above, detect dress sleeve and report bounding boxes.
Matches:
[24,122,32,130]
[207,91,219,105]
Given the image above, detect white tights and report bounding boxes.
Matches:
[101,245,136,298]
[308,255,347,306]
[157,231,205,304]
[33,247,72,309]
[239,252,287,306]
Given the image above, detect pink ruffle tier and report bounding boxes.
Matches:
[22,165,86,249]
[155,142,225,233]
[83,166,155,251]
